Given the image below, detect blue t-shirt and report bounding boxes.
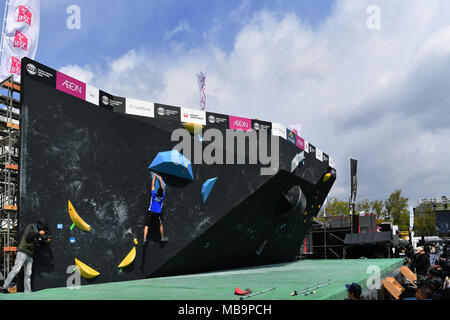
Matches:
[149,190,165,213]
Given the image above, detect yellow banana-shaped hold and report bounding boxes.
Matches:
[75,258,100,279]
[118,247,136,268]
[323,173,331,182]
[68,200,91,232]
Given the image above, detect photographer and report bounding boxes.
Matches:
[1,220,52,293]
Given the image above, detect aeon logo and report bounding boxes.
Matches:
[15,5,36,26]
[11,30,32,51]
[61,80,82,94]
[233,120,249,128]
[183,113,189,118]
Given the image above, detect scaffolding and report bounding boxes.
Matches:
[0,76,20,283]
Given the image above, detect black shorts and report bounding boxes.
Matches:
[145,211,162,226]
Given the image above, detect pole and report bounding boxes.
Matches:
[0,0,10,57]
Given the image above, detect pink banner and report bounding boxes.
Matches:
[229,115,252,132]
[56,71,86,100]
[296,136,305,150]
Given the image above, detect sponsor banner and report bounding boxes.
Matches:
[21,57,56,87]
[329,156,336,168]
[180,107,206,125]
[126,98,154,118]
[350,158,358,212]
[206,111,229,130]
[323,153,329,166]
[229,115,252,132]
[409,207,414,231]
[296,136,305,150]
[154,103,180,122]
[286,128,297,145]
[316,148,323,162]
[99,90,125,113]
[308,143,316,156]
[252,119,271,131]
[304,140,309,153]
[271,122,286,139]
[288,124,302,138]
[85,84,99,106]
[0,0,40,82]
[56,71,86,100]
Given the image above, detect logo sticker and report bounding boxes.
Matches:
[56,72,86,100]
[15,5,36,26]
[229,115,251,132]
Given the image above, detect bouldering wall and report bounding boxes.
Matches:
[18,58,336,291]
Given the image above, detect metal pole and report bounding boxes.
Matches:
[0,0,10,57]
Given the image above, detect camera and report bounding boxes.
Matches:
[34,229,52,245]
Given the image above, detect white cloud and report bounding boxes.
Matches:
[60,0,450,206]
[165,20,193,40]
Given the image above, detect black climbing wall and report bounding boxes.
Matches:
[19,59,336,291]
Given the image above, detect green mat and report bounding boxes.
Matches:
[1,258,403,300]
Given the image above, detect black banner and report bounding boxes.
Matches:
[206,111,229,131]
[308,143,316,155]
[350,158,358,213]
[21,57,57,87]
[99,90,125,113]
[252,119,272,131]
[436,210,450,234]
[154,103,181,121]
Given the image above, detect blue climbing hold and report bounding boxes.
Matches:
[149,150,194,180]
[201,177,218,202]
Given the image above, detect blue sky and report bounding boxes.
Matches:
[2,0,450,207]
[1,0,335,70]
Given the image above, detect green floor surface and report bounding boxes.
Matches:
[1,258,403,300]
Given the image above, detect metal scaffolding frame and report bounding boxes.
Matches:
[0,76,20,283]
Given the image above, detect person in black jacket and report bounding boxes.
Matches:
[407,247,430,281]
[1,220,52,293]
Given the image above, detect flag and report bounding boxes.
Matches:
[0,0,40,82]
[197,69,206,110]
[288,123,302,137]
[349,158,358,215]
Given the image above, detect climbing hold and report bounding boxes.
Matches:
[74,258,100,279]
[323,173,331,182]
[148,150,193,180]
[118,247,136,268]
[290,152,305,172]
[133,238,138,245]
[68,200,91,232]
[201,177,218,202]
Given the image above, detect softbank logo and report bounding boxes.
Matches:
[56,72,86,99]
[171,128,279,176]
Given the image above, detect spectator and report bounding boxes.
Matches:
[344,283,363,300]
[430,277,443,300]
[415,283,433,300]
[408,247,430,281]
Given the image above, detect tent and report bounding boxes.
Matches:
[344,232,399,258]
